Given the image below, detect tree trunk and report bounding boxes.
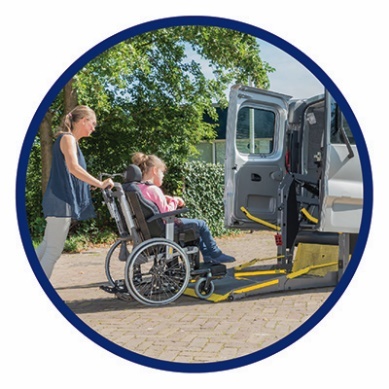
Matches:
[64,78,78,113]
[39,111,53,195]
[39,78,77,195]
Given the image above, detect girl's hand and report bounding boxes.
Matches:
[176,197,185,207]
[166,195,185,208]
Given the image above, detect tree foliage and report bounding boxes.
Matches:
[27,25,274,239]
[73,26,273,168]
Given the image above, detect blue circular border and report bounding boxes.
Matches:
[16,16,373,373]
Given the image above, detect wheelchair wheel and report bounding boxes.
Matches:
[194,277,215,299]
[125,238,191,306]
[105,238,132,289]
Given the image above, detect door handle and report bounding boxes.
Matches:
[270,171,283,181]
[251,173,262,182]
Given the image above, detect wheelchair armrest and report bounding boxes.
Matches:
[147,208,189,223]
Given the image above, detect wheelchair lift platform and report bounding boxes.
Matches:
[184,242,343,303]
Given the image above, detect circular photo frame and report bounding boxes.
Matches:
[16,16,373,373]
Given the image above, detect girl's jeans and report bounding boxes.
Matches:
[179,218,221,259]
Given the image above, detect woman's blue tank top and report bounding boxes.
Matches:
[42,133,96,220]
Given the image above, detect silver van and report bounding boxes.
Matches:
[224,84,362,266]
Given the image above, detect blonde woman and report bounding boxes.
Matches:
[36,106,114,279]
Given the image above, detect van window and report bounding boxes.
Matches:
[236,106,275,155]
[330,100,355,145]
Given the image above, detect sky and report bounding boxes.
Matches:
[191,37,324,100]
[258,39,324,99]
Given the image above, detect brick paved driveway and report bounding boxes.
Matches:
[50,231,333,365]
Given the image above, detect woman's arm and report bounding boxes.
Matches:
[60,134,112,189]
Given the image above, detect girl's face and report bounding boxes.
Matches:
[153,166,165,187]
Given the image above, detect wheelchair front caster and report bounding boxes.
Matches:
[194,277,215,299]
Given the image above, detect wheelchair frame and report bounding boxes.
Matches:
[99,173,226,306]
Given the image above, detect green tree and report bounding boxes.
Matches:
[28,25,274,239]
[73,26,273,169]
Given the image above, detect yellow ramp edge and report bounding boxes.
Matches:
[184,275,281,303]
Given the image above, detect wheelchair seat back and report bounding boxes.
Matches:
[122,164,200,249]
[122,164,165,241]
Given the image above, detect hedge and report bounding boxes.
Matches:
[27,160,232,247]
[181,161,229,237]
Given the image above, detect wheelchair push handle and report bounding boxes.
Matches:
[98,172,123,200]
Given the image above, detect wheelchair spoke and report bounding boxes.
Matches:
[125,238,191,306]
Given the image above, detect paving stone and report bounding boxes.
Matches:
[48,231,334,364]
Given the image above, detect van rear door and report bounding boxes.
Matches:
[319,93,363,233]
[224,84,291,230]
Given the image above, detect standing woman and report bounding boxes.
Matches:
[35,105,113,279]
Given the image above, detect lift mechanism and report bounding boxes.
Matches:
[184,173,354,302]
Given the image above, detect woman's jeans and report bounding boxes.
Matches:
[179,218,221,259]
[35,217,71,279]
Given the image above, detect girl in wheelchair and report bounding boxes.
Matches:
[131,152,235,264]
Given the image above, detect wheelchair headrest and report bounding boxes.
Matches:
[123,164,143,183]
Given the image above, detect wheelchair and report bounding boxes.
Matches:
[99,164,226,306]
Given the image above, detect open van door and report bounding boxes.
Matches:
[224,84,291,229]
[319,92,363,233]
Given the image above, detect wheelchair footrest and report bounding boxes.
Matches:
[191,263,227,278]
[209,263,227,277]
